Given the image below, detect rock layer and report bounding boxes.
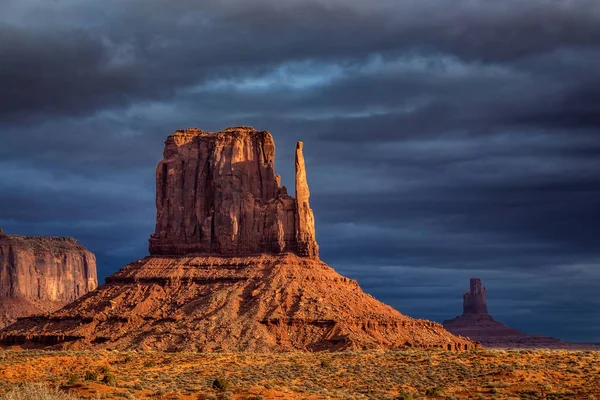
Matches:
[0,230,98,328]
[149,127,318,258]
[443,278,591,349]
[0,127,474,352]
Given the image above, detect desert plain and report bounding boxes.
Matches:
[1,348,599,399]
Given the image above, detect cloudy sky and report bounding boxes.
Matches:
[1,0,599,342]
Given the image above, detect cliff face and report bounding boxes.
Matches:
[0,230,98,328]
[0,127,475,352]
[149,127,318,258]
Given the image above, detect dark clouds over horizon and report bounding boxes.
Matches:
[1,0,599,342]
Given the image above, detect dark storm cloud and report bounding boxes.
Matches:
[511,84,600,130]
[1,0,600,341]
[2,0,600,120]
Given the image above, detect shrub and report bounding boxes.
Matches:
[143,360,157,368]
[320,360,332,368]
[2,384,81,400]
[425,387,445,396]
[396,391,415,400]
[84,371,98,381]
[101,372,117,386]
[65,374,80,386]
[211,377,231,391]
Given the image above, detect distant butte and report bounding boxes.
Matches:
[443,278,596,349]
[0,229,97,329]
[0,127,475,352]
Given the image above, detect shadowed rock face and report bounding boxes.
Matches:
[463,278,488,315]
[0,127,475,352]
[149,127,318,258]
[0,231,97,328]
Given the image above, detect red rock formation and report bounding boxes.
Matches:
[0,254,476,351]
[149,127,318,258]
[443,278,592,349]
[0,127,475,352]
[0,230,98,328]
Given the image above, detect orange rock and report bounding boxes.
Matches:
[0,254,475,351]
[0,128,475,352]
[149,127,318,258]
[0,231,97,328]
[295,141,318,258]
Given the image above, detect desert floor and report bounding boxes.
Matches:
[0,349,598,399]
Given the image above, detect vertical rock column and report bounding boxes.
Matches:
[463,278,488,315]
[295,142,319,258]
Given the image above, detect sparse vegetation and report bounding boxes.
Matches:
[0,349,598,399]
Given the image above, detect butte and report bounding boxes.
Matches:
[443,278,595,349]
[0,127,475,351]
[0,229,97,329]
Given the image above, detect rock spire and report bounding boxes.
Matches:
[463,278,488,315]
[443,278,588,348]
[294,142,318,258]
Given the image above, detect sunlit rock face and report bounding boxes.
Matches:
[0,230,97,328]
[149,127,318,258]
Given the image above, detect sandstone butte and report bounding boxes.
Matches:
[0,228,98,329]
[0,127,476,352]
[443,278,594,349]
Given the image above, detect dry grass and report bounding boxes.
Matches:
[0,349,598,399]
[1,383,80,400]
